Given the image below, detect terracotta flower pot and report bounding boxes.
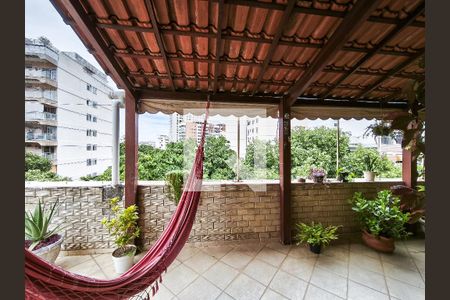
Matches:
[361,230,395,253]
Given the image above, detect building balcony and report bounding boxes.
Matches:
[25,132,57,146]
[42,152,57,161]
[25,112,57,126]
[25,72,57,88]
[25,44,59,66]
[25,90,57,106]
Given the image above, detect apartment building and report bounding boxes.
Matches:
[156,135,169,149]
[245,116,277,145]
[170,113,226,144]
[25,37,114,179]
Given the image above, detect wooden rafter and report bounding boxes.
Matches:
[219,0,425,27]
[50,0,136,97]
[357,50,424,99]
[144,0,175,91]
[97,22,418,58]
[287,0,379,106]
[214,0,224,93]
[320,3,425,100]
[252,0,297,95]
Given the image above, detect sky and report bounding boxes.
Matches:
[25,0,375,148]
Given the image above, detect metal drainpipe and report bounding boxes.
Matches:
[111,95,124,186]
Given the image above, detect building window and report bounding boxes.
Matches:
[86,144,92,151]
[92,130,97,137]
[92,116,97,122]
[93,159,97,165]
[86,159,92,166]
[92,144,97,151]
[86,84,97,94]
[86,114,92,121]
[86,129,91,136]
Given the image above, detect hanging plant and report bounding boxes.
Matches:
[363,120,394,140]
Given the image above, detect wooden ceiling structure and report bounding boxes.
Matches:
[51,0,425,244]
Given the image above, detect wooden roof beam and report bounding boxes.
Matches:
[252,0,297,95]
[214,0,224,93]
[320,2,424,100]
[98,22,419,58]
[144,0,175,91]
[287,0,379,107]
[357,50,424,99]
[219,0,425,28]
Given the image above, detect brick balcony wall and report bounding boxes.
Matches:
[24,180,402,253]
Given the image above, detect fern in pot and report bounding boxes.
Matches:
[25,199,64,263]
[363,153,379,182]
[295,222,341,254]
[102,197,140,274]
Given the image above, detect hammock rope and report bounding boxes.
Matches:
[25,101,211,300]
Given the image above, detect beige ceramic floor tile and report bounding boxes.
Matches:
[55,255,93,269]
[304,284,344,300]
[265,242,292,254]
[310,267,348,299]
[349,243,380,259]
[348,264,388,294]
[234,242,264,257]
[225,273,266,300]
[349,252,384,274]
[404,239,425,253]
[347,280,389,300]
[243,258,278,285]
[280,256,316,282]
[379,251,417,270]
[177,276,222,300]
[183,251,218,274]
[66,258,104,278]
[216,292,234,300]
[163,263,199,295]
[316,255,349,278]
[383,261,425,288]
[220,249,253,270]
[260,288,289,300]
[202,261,239,290]
[255,247,287,267]
[177,246,200,262]
[322,245,350,261]
[288,245,320,259]
[386,277,425,300]
[269,270,308,300]
[151,283,176,300]
[200,245,234,260]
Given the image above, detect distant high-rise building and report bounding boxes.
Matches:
[245,117,277,145]
[170,112,226,143]
[156,135,170,149]
[25,37,114,179]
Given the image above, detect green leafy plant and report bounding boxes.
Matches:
[25,199,62,251]
[350,190,410,239]
[102,197,140,255]
[295,222,341,247]
[165,170,187,205]
[363,153,379,172]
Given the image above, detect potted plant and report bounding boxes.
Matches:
[390,184,425,235]
[295,222,341,254]
[102,197,140,274]
[164,170,187,205]
[25,199,64,264]
[309,168,326,183]
[297,177,306,183]
[337,167,350,182]
[350,190,410,253]
[362,154,379,182]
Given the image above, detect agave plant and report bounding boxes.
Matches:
[25,199,61,251]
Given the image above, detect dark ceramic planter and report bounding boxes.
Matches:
[338,172,349,182]
[313,176,325,183]
[361,230,395,253]
[309,244,322,254]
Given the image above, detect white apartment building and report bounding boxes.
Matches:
[25,38,114,179]
[245,116,278,145]
[156,135,169,149]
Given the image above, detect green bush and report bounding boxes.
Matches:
[25,169,70,181]
[25,152,52,172]
[165,170,187,205]
[350,190,410,239]
[295,222,341,247]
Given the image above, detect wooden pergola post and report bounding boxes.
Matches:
[279,98,292,244]
[402,148,418,188]
[124,93,138,207]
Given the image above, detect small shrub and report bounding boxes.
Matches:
[295,222,341,247]
[165,170,187,205]
[101,197,140,254]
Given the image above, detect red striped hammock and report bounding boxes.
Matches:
[25,103,210,299]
